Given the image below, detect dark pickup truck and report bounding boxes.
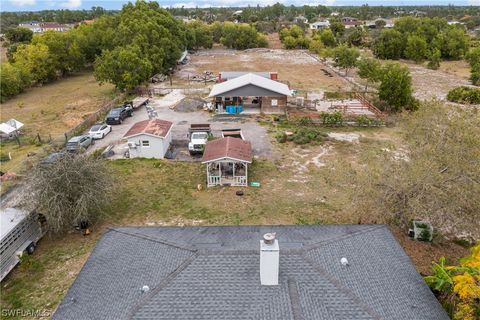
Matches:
[105,105,133,125]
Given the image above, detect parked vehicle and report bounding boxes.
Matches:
[221,128,244,140]
[0,208,45,281]
[40,151,66,165]
[105,106,132,125]
[88,123,112,139]
[128,97,149,110]
[188,124,211,155]
[66,135,93,153]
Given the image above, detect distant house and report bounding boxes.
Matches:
[202,137,252,187]
[41,22,67,32]
[409,10,427,17]
[342,17,361,29]
[310,20,330,30]
[174,15,192,23]
[124,119,173,159]
[53,225,450,320]
[18,21,42,33]
[366,18,395,29]
[294,15,308,24]
[18,21,68,33]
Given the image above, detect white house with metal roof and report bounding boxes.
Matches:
[208,73,291,114]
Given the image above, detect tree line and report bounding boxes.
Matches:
[0,7,111,30]
[0,1,268,101]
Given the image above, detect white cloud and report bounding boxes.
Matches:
[59,0,82,9]
[468,0,480,5]
[8,0,36,6]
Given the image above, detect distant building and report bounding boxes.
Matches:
[18,21,42,33]
[409,10,427,17]
[310,20,330,30]
[174,15,192,23]
[342,17,361,29]
[18,21,69,33]
[365,18,395,29]
[294,15,308,24]
[41,22,67,32]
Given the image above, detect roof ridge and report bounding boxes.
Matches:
[304,225,386,251]
[108,228,197,252]
[301,254,382,320]
[127,253,199,319]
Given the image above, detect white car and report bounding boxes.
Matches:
[88,123,112,139]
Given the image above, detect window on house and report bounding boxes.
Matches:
[141,140,150,147]
[271,99,278,107]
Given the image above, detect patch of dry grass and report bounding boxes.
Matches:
[1,72,114,138]
[0,72,114,173]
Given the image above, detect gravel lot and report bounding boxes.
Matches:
[87,90,276,160]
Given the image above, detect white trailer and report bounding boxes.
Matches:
[0,208,44,281]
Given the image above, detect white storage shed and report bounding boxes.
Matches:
[124,119,173,159]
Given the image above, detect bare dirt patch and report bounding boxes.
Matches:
[176,48,349,92]
[403,61,472,100]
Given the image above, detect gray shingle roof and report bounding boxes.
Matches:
[53,225,448,320]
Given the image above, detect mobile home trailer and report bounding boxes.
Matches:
[0,208,44,281]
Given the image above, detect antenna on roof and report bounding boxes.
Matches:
[340,257,349,266]
[141,285,150,293]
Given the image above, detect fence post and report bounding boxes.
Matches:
[64,133,68,143]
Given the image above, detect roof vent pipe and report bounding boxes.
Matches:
[260,233,279,286]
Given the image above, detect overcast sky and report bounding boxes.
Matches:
[1,0,479,12]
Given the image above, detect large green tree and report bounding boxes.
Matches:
[378,62,415,111]
[13,43,57,83]
[373,29,405,60]
[466,47,480,86]
[333,45,360,76]
[0,62,30,101]
[404,34,428,63]
[94,45,153,91]
[4,27,33,43]
[357,57,381,91]
[32,31,85,75]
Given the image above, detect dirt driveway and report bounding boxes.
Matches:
[86,106,149,156]
[87,90,276,159]
[149,90,277,159]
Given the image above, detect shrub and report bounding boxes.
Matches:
[320,111,343,126]
[447,86,480,104]
[289,128,327,145]
[275,132,287,143]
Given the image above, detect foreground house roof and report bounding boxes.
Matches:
[202,137,253,163]
[124,119,173,139]
[208,73,291,97]
[54,225,448,320]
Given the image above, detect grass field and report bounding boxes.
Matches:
[0,125,470,319]
[0,72,114,173]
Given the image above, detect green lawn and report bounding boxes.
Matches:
[0,125,469,319]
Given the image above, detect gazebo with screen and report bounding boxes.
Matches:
[202,137,253,187]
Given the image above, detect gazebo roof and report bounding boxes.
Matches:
[202,137,252,163]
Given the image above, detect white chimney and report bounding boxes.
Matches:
[260,233,279,286]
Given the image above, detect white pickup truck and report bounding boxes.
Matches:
[188,124,211,155]
[0,208,45,281]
